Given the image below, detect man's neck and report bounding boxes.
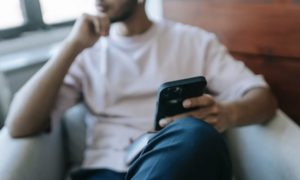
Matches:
[115,4,153,36]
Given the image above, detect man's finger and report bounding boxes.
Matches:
[91,16,102,35]
[193,105,220,120]
[159,115,184,127]
[88,13,110,36]
[159,117,173,127]
[159,112,193,127]
[98,13,110,36]
[203,115,218,125]
[183,94,214,108]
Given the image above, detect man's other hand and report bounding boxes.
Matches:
[66,13,110,49]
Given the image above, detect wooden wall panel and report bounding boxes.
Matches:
[233,53,300,122]
[164,0,300,124]
[164,1,300,58]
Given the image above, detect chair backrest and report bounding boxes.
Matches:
[0,73,11,128]
[62,103,87,168]
[163,0,300,124]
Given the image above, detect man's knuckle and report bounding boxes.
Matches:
[212,106,219,114]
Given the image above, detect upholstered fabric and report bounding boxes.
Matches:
[0,73,11,128]
[0,125,64,180]
[0,105,299,180]
[226,111,300,180]
[62,104,86,166]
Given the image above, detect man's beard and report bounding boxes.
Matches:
[110,1,138,23]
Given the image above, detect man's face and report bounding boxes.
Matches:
[95,0,138,22]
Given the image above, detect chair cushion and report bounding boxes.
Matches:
[0,73,11,128]
[226,110,300,180]
[62,104,87,167]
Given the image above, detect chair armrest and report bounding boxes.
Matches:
[226,110,300,180]
[0,126,65,180]
[0,73,11,128]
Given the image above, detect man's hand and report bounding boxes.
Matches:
[159,94,235,133]
[66,13,110,49]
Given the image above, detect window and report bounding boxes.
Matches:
[0,0,24,30]
[40,0,94,25]
[0,0,94,39]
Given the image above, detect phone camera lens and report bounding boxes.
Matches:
[163,93,169,98]
[174,87,182,95]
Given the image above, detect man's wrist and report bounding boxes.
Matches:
[223,102,240,128]
[62,39,86,54]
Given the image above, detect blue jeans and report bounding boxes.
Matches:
[71,117,232,180]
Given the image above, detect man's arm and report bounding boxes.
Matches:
[159,87,278,133]
[5,14,110,138]
[225,87,278,127]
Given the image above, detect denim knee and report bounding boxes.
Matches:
[161,117,232,179]
[165,117,222,145]
[128,117,232,180]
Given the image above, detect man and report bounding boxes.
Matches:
[5,0,277,179]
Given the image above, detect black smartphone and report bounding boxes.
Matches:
[154,76,207,131]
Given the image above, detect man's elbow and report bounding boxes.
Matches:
[5,120,42,138]
[8,128,42,139]
[6,123,28,138]
[266,90,279,121]
[8,128,28,138]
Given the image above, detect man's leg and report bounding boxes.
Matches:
[70,168,126,180]
[126,117,232,180]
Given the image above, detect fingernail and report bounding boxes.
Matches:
[183,100,191,108]
[159,119,167,127]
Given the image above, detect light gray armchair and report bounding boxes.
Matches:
[0,104,86,180]
[0,73,11,128]
[0,104,300,180]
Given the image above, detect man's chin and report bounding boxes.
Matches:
[110,8,136,23]
[96,3,137,23]
[110,15,130,23]
[94,12,126,23]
